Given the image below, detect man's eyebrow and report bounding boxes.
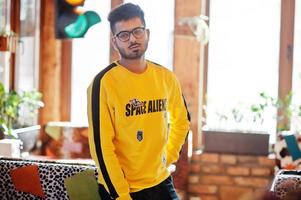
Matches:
[116,26,143,33]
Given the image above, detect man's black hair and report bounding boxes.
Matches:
[108,3,145,34]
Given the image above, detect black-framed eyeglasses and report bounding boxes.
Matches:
[114,27,146,42]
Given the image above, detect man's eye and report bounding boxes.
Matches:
[119,33,129,39]
[134,29,143,34]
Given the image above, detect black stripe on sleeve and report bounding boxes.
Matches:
[91,63,118,199]
[182,95,191,143]
[182,95,191,122]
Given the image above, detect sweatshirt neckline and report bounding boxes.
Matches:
[116,61,151,77]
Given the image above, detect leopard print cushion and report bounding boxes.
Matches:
[0,158,98,200]
[271,170,301,199]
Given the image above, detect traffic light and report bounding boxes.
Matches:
[55,0,101,39]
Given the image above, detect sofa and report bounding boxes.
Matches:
[0,157,100,200]
[271,169,301,199]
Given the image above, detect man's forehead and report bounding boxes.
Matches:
[114,17,143,32]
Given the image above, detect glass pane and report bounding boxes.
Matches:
[71,0,111,125]
[0,0,10,31]
[206,0,281,142]
[14,0,40,91]
[124,0,175,70]
[0,0,11,86]
[0,52,10,87]
[292,0,301,133]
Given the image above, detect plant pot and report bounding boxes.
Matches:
[0,35,17,52]
[203,129,270,155]
[0,131,4,140]
[0,36,9,51]
[0,139,22,158]
[12,125,41,152]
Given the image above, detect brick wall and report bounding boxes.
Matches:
[187,152,275,200]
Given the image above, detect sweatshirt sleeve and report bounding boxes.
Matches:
[166,75,191,167]
[87,78,132,200]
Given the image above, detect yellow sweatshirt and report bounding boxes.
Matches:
[87,60,190,200]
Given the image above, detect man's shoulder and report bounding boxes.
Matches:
[148,60,178,79]
[147,60,173,74]
[88,62,118,89]
[148,60,167,69]
[147,60,164,67]
[95,62,118,80]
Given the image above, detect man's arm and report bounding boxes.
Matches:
[87,79,132,200]
[166,75,191,167]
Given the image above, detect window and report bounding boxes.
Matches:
[0,0,11,87]
[14,0,40,92]
[71,0,111,125]
[206,0,281,143]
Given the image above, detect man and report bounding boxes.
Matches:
[87,3,190,200]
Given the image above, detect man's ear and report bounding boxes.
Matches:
[146,29,150,41]
[111,36,118,51]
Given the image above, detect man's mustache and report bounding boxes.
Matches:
[129,43,141,48]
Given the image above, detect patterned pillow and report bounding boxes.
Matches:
[10,165,45,198]
[275,133,301,170]
[271,170,301,199]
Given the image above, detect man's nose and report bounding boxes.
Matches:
[129,32,137,42]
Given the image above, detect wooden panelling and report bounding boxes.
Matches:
[174,35,200,140]
[174,0,208,150]
[39,0,62,124]
[111,0,124,9]
[173,0,208,195]
[10,0,20,89]
[175,0,202,20]
[60,40,72,121]
[278,0,295,129]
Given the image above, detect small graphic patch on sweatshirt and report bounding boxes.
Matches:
[137,130,143,142]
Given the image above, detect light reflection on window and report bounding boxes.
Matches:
[71,0,111,125]
[206,0,281,143]
[14,0,40,92]
[0,0,11,86]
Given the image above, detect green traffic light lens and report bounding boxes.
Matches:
[84,11,101,26]
[64,14,88,38]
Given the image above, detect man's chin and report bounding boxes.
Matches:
[127,55,143,60]
[123,53,144,59]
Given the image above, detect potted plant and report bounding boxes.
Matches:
[203,91,301,156]
[202,93,273,156]
[0,82,44,153]
[251,92,301,133]
[252,92,301,170]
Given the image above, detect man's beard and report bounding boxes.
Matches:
[117,42,148,59]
